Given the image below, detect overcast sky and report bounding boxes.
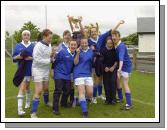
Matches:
[5,4,155,37]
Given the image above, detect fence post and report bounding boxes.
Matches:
[133,48,137,70]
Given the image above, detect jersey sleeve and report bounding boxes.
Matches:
[118,44,125,61]
[96,30,111,51]
[12,44,20,58]
[54,50,63,64]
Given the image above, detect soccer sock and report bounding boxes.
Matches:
[117,88,123,101]
[93,86,98,97]
[43,92,49,104]
[17,94,24,111]
[79,97,88,113]
[125,93,132,106]
[31,98,40,113]
[26,89,31,105]
[97,84,102,96]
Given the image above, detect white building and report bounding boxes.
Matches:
[137,17,155,52]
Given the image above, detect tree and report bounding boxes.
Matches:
[121,32,138,45]
[13,21,40,43]
[5,31,10,39]
[52,34,62,45]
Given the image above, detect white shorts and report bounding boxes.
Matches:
[74,77,93,86]
[32,76,49,82]
[32,67,50,82]
[121,71,131,78]
[23,76,31,82]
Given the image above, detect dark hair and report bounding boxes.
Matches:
[112,30,121,37]
[69,38,77,44]
[41,29,52,38]
[106,36,113,43]
[63,30,71,37]
[37,32,42,42]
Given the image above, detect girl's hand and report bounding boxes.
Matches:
[25,56,33,60]
[90,45,95,50]
[76,48,81,54]
[105,67,110,72]
[119,20,125,24]
[109,67,114,72]
[117,69,121,79]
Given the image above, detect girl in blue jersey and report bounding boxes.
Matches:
[12,30,34,116]
[52,39,77,115]
[112,31,132,110]
[73,37,94,118]
[88,20,125,104]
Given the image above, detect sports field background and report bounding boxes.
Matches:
[5,58,155,118]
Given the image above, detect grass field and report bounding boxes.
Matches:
[5,58,155,118]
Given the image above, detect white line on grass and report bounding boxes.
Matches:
[5,96,155,106]
[132,98,155,106]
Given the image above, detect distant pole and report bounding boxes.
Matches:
[11,35,13,55]
[45,5,47,28]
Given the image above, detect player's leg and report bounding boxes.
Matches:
[110,70,117,104]
[122,72,132,110]
[103,72,111,104]
[75,77,88,117]
[17,80,27,116]
[61,80,71,107]
[25,77,31,109]
[31,82,43,118]
[85,77,93,103]
[97,76,105,99]
[116,72,123,102]
[43,79,49,105]
[78,84,88,118]
[53,79,63,115]
[92,72,98,104]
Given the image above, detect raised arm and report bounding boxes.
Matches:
[74,48,80,65]
[78,16,84,33]
[112,20,125,33]
[67,15,74,32]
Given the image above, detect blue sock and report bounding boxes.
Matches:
[97,84,102,96]
[93,86,98,97]
[43,92,49,104]
[80,100,88,113]
[117,88,123,101]
[125,93,132,106]
[31,98,40,113]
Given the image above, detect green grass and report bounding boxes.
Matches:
[5,58,155,118]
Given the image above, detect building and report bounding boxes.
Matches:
[137,17,155,52]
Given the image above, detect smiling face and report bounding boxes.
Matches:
[63,31,71,43]
[80,38,88,50]
[106,39,114,49]
[90,27,98,39]
[69,40,77,53]
[22,32,30,43]
[83,28,90,38]
[112,31,121,45]
[44,33,53,43]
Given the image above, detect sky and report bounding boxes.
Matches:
[5,4,155,37]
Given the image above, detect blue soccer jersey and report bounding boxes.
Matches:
[73,48,94,79]
[54,48,75,80]
[88,30,111,51]
[115,42,132,73]
[12,42,35,76]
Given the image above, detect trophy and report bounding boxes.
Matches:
[67,15,82,32]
